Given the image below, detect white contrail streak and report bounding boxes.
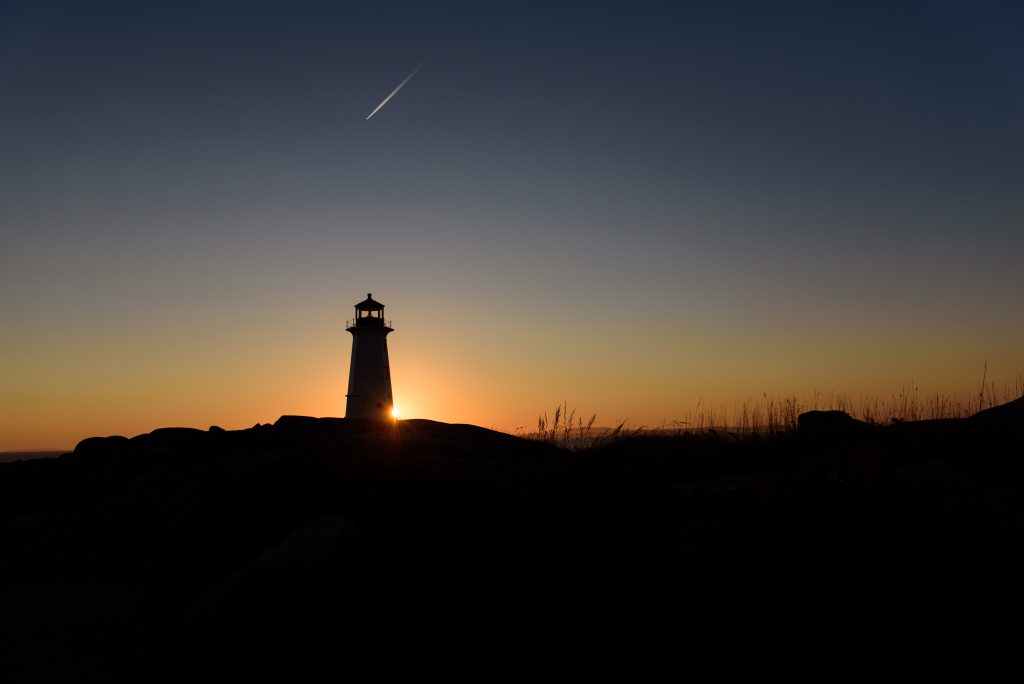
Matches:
[366,64,423,120]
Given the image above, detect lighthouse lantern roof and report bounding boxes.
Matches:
[355,293,385,311]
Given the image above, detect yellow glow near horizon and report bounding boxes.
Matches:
[1,291,1022,450]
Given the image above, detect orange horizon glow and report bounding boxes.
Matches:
[3,277,1024,450]
[3,340,1020,451]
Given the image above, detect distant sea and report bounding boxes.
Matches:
[0,450,68,463]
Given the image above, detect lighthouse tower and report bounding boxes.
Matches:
[345,293,395,420]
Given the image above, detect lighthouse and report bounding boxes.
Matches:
[345,293,395,420]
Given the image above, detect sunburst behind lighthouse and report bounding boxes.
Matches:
[345,293,394,420]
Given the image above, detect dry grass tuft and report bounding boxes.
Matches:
[525,369,1024,450]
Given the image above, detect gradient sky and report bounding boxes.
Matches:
[2,0,1023,449]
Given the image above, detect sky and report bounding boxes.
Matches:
[2,0,1023,449]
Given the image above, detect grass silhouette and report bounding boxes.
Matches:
[529,370,1024,449]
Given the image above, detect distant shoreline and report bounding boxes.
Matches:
[0,450,69,463]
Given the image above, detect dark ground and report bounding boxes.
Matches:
[2,399,1023,680]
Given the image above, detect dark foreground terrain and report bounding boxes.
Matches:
[3,399,1024,680]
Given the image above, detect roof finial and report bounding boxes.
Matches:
[367,292,372,299]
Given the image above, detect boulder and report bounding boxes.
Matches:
[73,435,131,456]
[797,410,869,435]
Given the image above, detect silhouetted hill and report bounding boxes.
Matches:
[2,403,1023,680]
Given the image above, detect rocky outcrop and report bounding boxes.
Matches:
[3,400,1024,679]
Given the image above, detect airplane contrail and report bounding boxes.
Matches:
[366,64,423,120]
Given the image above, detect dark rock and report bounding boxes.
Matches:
[178,517,360,632]
[273,415,357,433]
[797,409,869,434]
[131,427,209,449]
[6,410,1024,679]
[74,434,131,455]
[167,517,364,680]
[970,394,1024,430]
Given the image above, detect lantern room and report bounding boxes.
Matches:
[349,293,391,329]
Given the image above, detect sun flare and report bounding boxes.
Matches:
[391,406,400,419]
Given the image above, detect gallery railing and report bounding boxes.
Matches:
[346,318,392,328]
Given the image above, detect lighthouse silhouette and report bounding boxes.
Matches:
[345,293,395,420]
